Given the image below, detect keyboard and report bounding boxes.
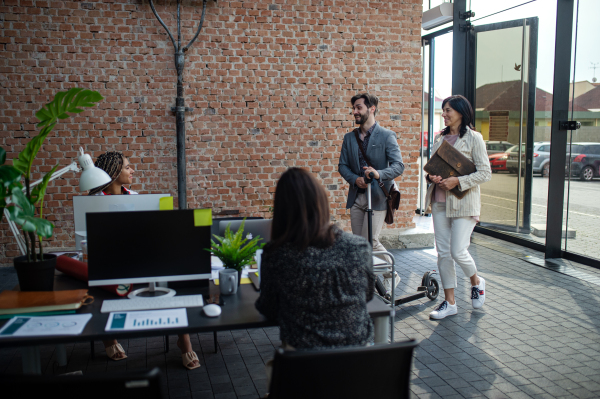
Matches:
[101,294,204,313]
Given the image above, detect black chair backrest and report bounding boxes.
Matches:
[0,367,164,399]
[269,340,418,399]
[210,216,263,239]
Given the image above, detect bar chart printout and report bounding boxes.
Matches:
[105,308,188,331]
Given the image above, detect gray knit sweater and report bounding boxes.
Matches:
[255,227,375,350]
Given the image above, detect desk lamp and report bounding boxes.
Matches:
[5,148,111,255]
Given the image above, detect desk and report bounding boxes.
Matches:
[0,273,391,374]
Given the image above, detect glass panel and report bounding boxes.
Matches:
[471,1,557,247]
[476,25,526,233]
[563,0,600,260]
[418,33,452,214]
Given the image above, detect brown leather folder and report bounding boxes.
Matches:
[424,139,477,199]
[0,289,92,315]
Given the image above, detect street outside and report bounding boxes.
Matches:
[479,172,600,260]
[415,161,600,260]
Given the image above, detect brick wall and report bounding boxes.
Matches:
[0,0,423,266]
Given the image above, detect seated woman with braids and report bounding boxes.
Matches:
[90,151,201,369]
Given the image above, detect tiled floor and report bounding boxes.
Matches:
[1,232,600,398]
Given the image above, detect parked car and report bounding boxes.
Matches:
[566,142,600,181]
[505,142,551,176]
[489,152,509,172]
[532,142,551,177]
[485,141,514,155]
[505,144,526,174]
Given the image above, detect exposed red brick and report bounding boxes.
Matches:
[1,0,423,267]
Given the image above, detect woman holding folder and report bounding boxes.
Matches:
[423,95,491,320]
[91,151,200,369]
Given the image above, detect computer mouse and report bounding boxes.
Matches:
[203,304,222,317]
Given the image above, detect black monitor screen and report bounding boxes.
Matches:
[86,209,212,286]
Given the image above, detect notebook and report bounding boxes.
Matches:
[0,289,91,315]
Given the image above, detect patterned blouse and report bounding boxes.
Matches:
[255,227,375,350]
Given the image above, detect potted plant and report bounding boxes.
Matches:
[207,219,266,286]
[0,88,103,291]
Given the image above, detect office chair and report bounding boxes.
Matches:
[0,367,164,399]
[268,340,418,399]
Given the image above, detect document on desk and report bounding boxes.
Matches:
[105,308,188,331]
[0,314,92,337]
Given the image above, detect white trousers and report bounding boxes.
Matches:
[432,202,478,290]
[351,192,391,263]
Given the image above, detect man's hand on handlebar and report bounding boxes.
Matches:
[363,166,379,180]
[355,177,368,189]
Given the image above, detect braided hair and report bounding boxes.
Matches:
[89,151,124,195]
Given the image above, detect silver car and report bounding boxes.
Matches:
[532,142,551,177]
[506,142,550,176]
[485,141,514,155]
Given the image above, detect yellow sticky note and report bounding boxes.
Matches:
[159,197,174,210]
[214,277,251,285]
[193,209,212,226]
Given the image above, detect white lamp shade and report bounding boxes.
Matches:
[77,147,112,192]
[79,167,112,191]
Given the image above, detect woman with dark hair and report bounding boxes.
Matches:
[256,167,374,349]
[423,95,491,320]
[90,151,201,369]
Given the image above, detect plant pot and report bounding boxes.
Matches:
[238,269,243,287]
[14,254,57,291]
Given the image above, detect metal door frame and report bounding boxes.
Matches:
[467,0,600,269]
[471,17,538,235]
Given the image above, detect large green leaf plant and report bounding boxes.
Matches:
[207,220,266,272]
[0,88,104,262]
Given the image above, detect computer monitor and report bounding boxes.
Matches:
[86,209,211,297]
[219,219,272,244]
[73,194,171,250]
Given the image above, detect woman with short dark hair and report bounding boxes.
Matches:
[256,167,374,349]
[424,95,492,320]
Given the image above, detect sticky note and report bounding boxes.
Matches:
[159,197,174,210]
[193,209,212,226]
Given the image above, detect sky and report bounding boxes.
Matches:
[422,0,600,98]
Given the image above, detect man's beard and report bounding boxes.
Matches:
[355,110,370,125]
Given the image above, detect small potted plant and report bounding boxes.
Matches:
[206,219,265,288]
[0,88,103,291]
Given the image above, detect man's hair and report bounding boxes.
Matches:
[269,168,336,251]
[351,93,379,116]
[89,151,124,195]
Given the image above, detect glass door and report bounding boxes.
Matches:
[418,31,453,215]
[473,18,538,236]
[563,0,600,260]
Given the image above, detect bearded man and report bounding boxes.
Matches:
[338,93,404,294]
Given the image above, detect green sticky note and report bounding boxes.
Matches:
[159,196,174,210]
[193,209,212,226]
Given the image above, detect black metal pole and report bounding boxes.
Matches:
[148,0,209,210]
[452,0,468,96]
[175,49,187,209]
[546,0,575,258]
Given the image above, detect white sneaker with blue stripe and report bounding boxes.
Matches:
[429,300,457,320]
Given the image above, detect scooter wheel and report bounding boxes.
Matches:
[426,277,439,300]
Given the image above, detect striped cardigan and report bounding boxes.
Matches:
[424,127,491,217]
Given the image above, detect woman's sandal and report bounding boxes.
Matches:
[105,343,128,361]
[182,351,201,370]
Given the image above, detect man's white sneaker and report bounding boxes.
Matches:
[429,301,457,319]
[471,277,486,309]
[383,271,401,295]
